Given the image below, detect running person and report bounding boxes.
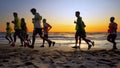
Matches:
[107,17,118,50]
[21,18,30,47]
[40,19,55,47]
[5,22,13,44]
[73,11,94,50]
[29,8,53,48]
[11,12,24,47]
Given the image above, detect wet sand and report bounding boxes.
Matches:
[0,44,120,68]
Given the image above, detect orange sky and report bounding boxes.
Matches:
[0,0,120,32]
[0,18,120,32]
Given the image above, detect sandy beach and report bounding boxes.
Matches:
[0,44,120,68]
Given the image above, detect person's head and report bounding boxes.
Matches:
[6,22,10,26]
[21,18,25,22]
[43,19,46,23]
[30,8,36,15]
[110,17,115,22]
[75,11,80,17]
[13,12,18,18]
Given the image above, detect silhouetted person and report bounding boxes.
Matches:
[21,18,30,47]
[29,8,52,48]
[107,17,118,50]
[11,12,24,46]
[40,19,55,47]
[73,11,94,50]
[5,22,13,44]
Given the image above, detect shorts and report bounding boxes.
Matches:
[107,34,117,40]
[33,28,42,36]
[75,29,86,37]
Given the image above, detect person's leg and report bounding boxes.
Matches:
[75,31,79,46]
[107,34,112,43]
[18,30,24,46]
[26,34,31,43]
[38,29,52,47]
[30,29,37,48]
[72,32,78,48]
[79,36,81,48]
[73,30,81,48]
[82,37,90,45]
[5,34,11,43]
[82,37,92,50]
[111,34,117,50]
[10,31,17,47]
[41,34,47,47]
[75,35,78,46]
[13,31,17,43]
[26,34,28,40]
[39,34,52,47]
[9,34,13,42]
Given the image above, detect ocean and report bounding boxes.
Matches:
[0,32,120,49]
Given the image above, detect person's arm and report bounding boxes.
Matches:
[74,21,77,24]
[47,23,52,31]
[115,23,117,30]
[82,21,86,27]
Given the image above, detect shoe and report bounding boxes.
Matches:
[72,46,77,49]
[53,42,55,46]
[10,42,15,47]
[92,41,94,47]
[40,45,44,47]
[48,41,52,47]
[88,44,92,50]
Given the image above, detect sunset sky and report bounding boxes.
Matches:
[0,0,120,32]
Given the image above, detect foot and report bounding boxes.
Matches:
[88,44,92,50]
[10,42,15,47]
[53,42,55,46]
[48,41,52,47]
[40,45,44,47]
[72,46,78,49]
[92,41,94,47]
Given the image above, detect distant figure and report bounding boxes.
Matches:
[21,18,30,47]
[11,12,24,46]
[40,19,55,47]
[73,11,94,50]
[107,17,118,50]
[5,22,13,44]
[29,8,53,48]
